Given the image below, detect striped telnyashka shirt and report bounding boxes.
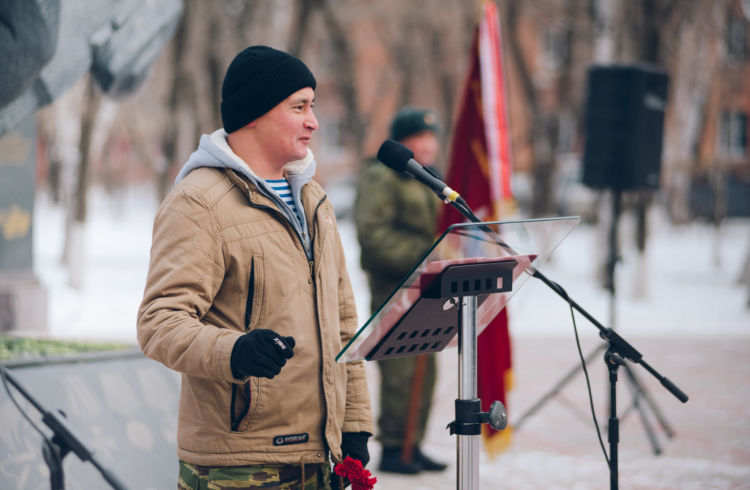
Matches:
[265,178,303,227]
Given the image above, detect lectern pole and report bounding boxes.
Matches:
[458,295,479,490]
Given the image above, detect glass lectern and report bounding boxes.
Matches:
[338,217,579,362]
[337,217,579,490]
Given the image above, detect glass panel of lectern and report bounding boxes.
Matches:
[337,217,580,363]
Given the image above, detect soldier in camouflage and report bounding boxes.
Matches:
[353,107,448,475]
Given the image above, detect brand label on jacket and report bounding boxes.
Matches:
[273,433,309,446]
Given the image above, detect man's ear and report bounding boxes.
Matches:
[246,121,257,128]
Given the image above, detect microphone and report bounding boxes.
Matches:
[376,139,462,203]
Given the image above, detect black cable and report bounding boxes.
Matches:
[1,365,47,439]
[560,286,610,466]
[446,198,610,464]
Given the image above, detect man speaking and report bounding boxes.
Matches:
[138,45,373,489]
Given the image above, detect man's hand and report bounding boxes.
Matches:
[230,329,295,379]
[341,432,371,467]
[333,433,373,490]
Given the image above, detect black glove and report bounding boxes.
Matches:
[341,431,371,467]
[230,329,295,379]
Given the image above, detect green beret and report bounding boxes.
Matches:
[389,106,440,141]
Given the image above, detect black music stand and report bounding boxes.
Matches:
[338,218,580,490]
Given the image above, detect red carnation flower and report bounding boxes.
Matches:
[334,456,377,490]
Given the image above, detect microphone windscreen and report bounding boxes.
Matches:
[377,139,414,173]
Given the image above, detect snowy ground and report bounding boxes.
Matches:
[31,186,750,343]
[30,186,750,489]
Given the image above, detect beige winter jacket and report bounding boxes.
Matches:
[137,144,373,466]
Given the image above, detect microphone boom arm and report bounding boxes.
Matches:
[446,198,688,404]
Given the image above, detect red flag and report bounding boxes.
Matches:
[437,1,515,457]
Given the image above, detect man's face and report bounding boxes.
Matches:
[400,131,439,165]
[253,87,318,168]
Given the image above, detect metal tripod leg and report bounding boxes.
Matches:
[623,364,675,438]
[514,343,606,431]
[515,341,675,458]
[616,362,675,455]
[617,363,662,455]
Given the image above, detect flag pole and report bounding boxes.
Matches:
[401,354,428,464]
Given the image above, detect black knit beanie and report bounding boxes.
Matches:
[221,45,317,133]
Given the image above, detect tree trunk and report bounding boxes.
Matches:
[530,117,558,217]
[67,76,100,288]
[73,78,99,223]
[158,2,191,201]
[288,0,316,57]
[205,11,223,129]
[429,28,457,161]
[505,0,558,216]
[319,0,366,160]
[629,0,684,295]
[739,230,750,288]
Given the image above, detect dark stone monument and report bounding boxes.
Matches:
[0,0,182,332]
[0,116,46,333]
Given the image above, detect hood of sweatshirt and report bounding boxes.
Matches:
[175,128,316,186]
[174,128,317,258]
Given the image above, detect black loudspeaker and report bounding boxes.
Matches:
[582,64,669,190]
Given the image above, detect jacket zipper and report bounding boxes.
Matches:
[308,196,327,282]
[246,194,328,277]
[232,259,255,432]
[308,196,330,442]
[239,189,329,434]
[227,174,328,433]
[245,200,312,259]
[227,168,321,262]
[233,198,307,434]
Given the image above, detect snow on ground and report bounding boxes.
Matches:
[32,186,750,343]
[32,188,155,341]
[30,186,750,489]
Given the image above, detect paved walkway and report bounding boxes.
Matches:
[365,335,750,489]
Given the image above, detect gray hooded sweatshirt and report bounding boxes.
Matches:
[175,128,316,259]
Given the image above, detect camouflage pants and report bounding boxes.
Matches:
[377,354,437,448]
[178,460,335,490]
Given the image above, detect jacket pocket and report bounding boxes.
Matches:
[244,253,264,331]
[230,381,250,432]
[230,377,259,432]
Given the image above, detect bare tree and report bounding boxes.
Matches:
[662,2,728,223]
[504,0,591,216]
[158,2,193,201]
[288,0,315,56]
[319,0,367,159]
[73,77,101,224]
[426,1,478,161]
[65,75,102,288]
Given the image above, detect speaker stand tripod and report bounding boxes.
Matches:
[514,189,674,455]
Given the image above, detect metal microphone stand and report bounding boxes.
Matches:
[516,190,675,456]
[1,366,128,490]
[445,196,688,490]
